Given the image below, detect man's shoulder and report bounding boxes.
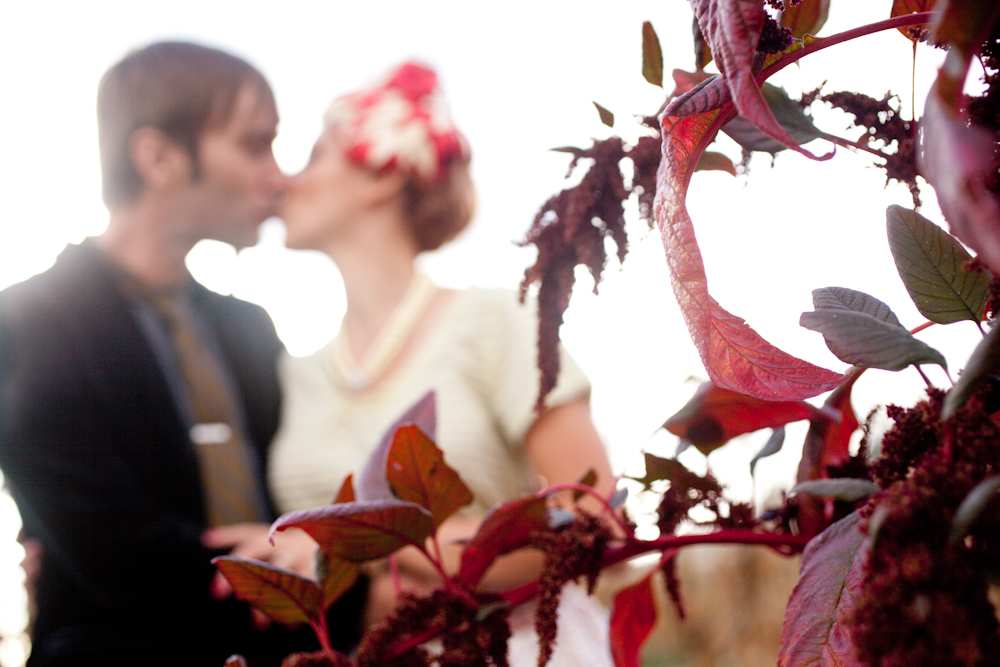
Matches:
[0,243,110,323]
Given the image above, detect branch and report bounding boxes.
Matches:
[602,529,812,567]
[761,13,936,82]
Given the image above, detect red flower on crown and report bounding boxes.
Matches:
[323,61,470,182]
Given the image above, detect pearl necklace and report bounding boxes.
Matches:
[329,273,437,391]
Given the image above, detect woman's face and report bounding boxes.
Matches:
[280,128,373,250]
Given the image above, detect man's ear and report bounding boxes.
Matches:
[128,127,193,193]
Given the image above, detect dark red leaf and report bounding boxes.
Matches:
[212,556,321,626]
[798,371,861,483]
[457,496,549,587]
[656,108,846,400]
[663,382,828,455]
[356,392,436,502]
[271,500,433,563]
[610,573,658,667]
[693,15,713,71]
[631,453,722,493]
[930,0,1000,58]
[665,74,732,117]
[778,512,866,667]
[641,21,664,87]
[670,69,713,98]
[691,0,827,159]
[920,87,1000,277]
[332,474,355,504]
[780,0,830,39]
[385,424,474,528]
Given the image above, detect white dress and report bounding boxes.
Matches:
[268,286,612,667]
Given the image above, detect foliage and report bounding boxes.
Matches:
[212,1,1000,665]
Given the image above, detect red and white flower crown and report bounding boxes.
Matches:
[323,61,470,183]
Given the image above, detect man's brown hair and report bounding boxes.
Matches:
[97,41,275,206]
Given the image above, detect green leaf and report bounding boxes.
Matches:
[790,478,880,502]
[271,500,434,562]
[695,151,737,176]
[721,82,822,155]
[315,552,360,609]
[812,286,903,327]
[212,556,321,625]
[641,21,664,87]
[950,475,1000,544]
[886,205,989,325]
[800,310,947,371]
[942,324,1000,419]
[750,427,785,476]
[594,102,615,128]
[386,425,474,529]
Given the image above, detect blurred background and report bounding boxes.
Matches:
[0,1,974,664]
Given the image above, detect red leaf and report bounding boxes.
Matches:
[386,424,474,528]
[655,110,846,400]
[664,382,830,455]
[317,553,360,609]
[332,474,355,504]
[610,573,658,667]
[670,69,713,98]
[457,496,549,587]
[212,556,321,626]
[271,500,434,563]
[781,0,830,39]
[798,371,861,483]
[665,74,732,117]
[920,86,1000,276]
[356,392,437,502]
[778,512,865,667]
[691,0,827,159]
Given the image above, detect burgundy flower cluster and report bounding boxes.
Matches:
[852,391,1000,666]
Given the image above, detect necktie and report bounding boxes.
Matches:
[152,294,268,526]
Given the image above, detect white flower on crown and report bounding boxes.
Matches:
[356,91,440,181]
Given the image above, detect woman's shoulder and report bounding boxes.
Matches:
[278,343,335,388]
[449,286,537,329]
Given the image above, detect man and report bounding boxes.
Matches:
[0,42,328,666]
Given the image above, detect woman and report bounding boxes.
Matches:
[248,61,614,664]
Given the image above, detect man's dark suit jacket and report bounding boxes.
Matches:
[0,241,315,666]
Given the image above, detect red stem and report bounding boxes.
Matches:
[312,614,339,665]
[915,365,934,388]
[542,482,633,535]
[910,321,936,335]
[816,131,890,159]
[603,529,812,566]
[759,13,937,82]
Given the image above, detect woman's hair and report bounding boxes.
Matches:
[402,161,476,252]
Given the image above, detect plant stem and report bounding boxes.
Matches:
[910,321,936,335]
[312,615,340,665]
[760,13,936,82]
[602,529,812,567]
[915,365,934,388]
[816,131,889,159]
[542,482,633,535]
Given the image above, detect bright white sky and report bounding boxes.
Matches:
[0,2,981,664]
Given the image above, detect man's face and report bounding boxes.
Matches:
[181,84,285,248]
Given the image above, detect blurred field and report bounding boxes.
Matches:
[599,544,801,667]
